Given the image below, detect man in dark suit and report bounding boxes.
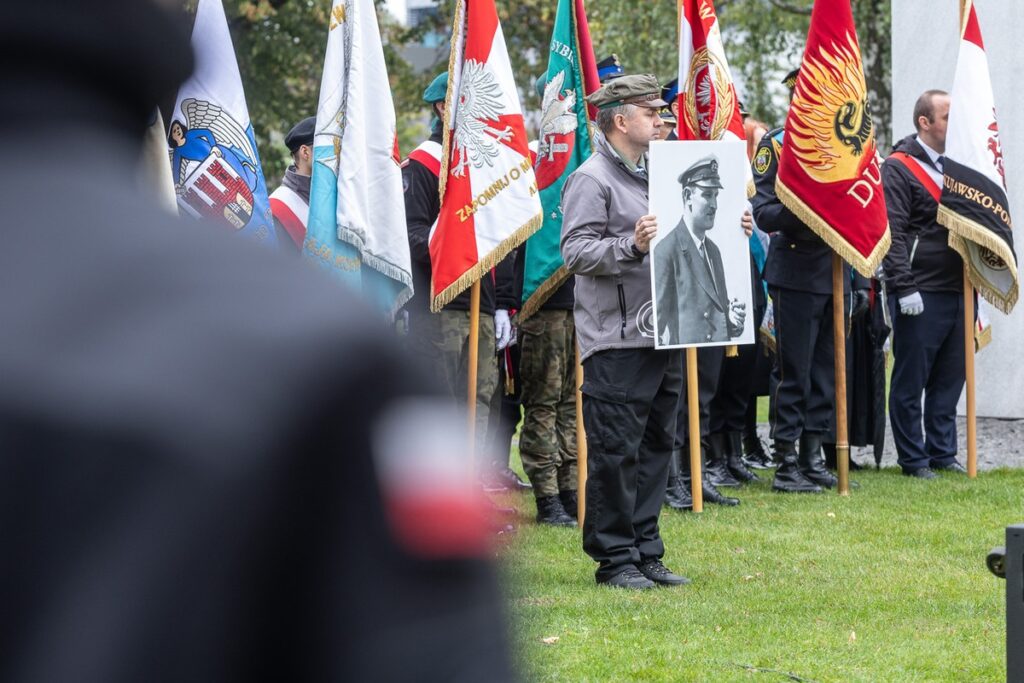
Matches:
[654,154,746,346]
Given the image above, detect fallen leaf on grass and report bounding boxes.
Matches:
[827,512,836,518]
[849,630,856,643]
[541,636,559,645]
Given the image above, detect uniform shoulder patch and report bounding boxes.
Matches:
[753,145,772,175]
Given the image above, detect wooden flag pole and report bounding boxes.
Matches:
[964,267,978,478]
[686,347,704,513]
[832,254,851,496]
[467,280,481,470]
[575,344,587,527]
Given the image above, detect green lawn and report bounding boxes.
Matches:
[498,467,1019,682]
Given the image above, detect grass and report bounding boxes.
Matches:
[496,466,1019,682]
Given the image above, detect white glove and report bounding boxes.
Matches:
[898,292,924,316]
[494,309,513,350]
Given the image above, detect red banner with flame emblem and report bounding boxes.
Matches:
[775,0,889,277]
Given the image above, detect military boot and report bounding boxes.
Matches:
[535,495,576,527]
[799,432,837,489]
[724,431,759,483]
[742,428,774,469]
[705,432,741,488]
[559,490,579,521]
[772,440,823,493]
[664,449,693,511]
[682,448,739,506]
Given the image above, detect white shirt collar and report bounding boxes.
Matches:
[916,136,943,168]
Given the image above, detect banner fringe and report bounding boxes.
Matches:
[336,226,414,318]
[430,212,544,312]
[975,322,992,352]
[775,179,891,278]
[938,206,1019,314]
[516,265,571,323]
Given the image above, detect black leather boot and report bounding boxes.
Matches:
[705,432,741,488]
[683,447,739,506]
[664,449,693,511]
[535,495,576,526]
[824,442,864,471]
[742,428,774,469]
[724,431,758,483]
[559,490,578,521]
[799,432,837,489]
[772,440,823,493]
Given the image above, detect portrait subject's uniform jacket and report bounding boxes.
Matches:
[653,220,738,345]
[560,134,653,361]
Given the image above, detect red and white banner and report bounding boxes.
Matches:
[676,0,751,194]
[430,0,543,311]
[937,0,1018,313]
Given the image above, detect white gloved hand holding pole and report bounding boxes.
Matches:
[494,309,513,350]
[898,292,924,316]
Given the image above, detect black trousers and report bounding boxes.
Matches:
[768,286,836,443]
[581,348,682,582]
[888,290,965,471]
[675,346,724,447]
[709,341,759,434]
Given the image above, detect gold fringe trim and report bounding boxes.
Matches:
[515,265,571,323]
[759,328,776,354]
[436,0,465,206]
[746,177,756,200]
[937,205,1019,314]
[775,179,892,279]
[975,322,992,352]
[430,212,545,312]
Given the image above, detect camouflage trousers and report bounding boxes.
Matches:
[408,309,498,463]
[518,310,577,497]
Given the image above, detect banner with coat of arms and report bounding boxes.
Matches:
[676,0,752,196]
[430,0,543,312]
[303,0,414,317]
[775,0,889,277]
[168,0,277,247]
[518,0,599,321]
[937,0,1018,314]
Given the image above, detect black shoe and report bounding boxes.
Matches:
[904,467,938,479]
[599,566,656,590]
[934,460,967,474]
[664,476,693,511]
[535,495,576,527]
[743,430,775,469]
[701,474,740,506]
[772,440,824,493]
[559,490,578,520]
[485,467,531,491]
[637,559,691,586]
[724,432,758,482]
[799,432,837,489]
[706,433,742,488]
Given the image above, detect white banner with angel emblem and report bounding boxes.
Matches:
[168,0,277,246]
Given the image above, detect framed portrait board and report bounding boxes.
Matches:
[649,139,755,349]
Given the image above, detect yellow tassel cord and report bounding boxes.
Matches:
[775,179,891,279]
[938,206,1019,315]
[430,212,545,312]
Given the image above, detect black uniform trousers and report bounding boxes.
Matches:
[486,343,521,470]
[676,347,725,445]
[581,348,682,582]
[888,291,965,471]
[769,285,836,443]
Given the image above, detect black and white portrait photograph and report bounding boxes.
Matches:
[649,139,754,349]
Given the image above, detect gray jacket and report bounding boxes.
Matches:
[560,135,654,360]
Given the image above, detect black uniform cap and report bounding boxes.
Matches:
[285,116,316,153]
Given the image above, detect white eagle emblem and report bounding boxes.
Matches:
[538,71,577,160]
[452,59,514,177]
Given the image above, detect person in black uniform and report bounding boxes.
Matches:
[0,4,515,680]
[882,89,968,479]
[750,68,870,493]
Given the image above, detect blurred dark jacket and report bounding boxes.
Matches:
[0,3,514,682]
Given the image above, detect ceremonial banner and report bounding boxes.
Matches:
[141,109,177,214]
[937,0,1018,314]
[775,0,889,277]
[168,0,277,246]
[431,0,543,311]
[304,0,414,316]
[518,0,599,321]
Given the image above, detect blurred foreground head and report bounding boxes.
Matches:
[0,1,192,137]
[0,3,515,682]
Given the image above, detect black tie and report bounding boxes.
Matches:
[699,242,718,293]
